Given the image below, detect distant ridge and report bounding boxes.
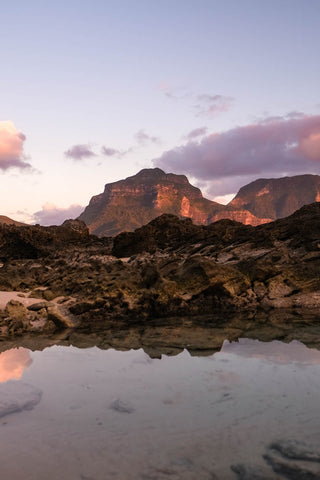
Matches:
[229,174,320,220]
[0,215,26,227]
[78,169,320,236]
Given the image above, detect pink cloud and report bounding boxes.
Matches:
[194,94,233,116]
[33,202,84,226]
[0,121,31,171]
[154,114,320,193]
[298,131,320,161]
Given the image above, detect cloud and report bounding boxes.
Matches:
[101,145,135,158]
[135,129,160,145]
[158,83,233,117]
[185,127,208,140]
[154,114,320,195]
[101,146,121,157]
[286,111,305,119]
[158,83,190,100]
[0,121,31,171]
[194,94,233,116]
[33,202,84,226]
[64,144,96,160]
[101,130,160,158]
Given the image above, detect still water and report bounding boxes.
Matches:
[0,335,320,479]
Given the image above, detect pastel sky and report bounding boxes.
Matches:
[1,0,320,224]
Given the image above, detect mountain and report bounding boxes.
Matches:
[78,168,227,236]
[229,174,320,220]
[0,216,26,226]
[78,169,320,236]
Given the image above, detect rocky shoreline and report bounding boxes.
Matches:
[0,203,319,338]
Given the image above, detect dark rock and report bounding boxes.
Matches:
[0,382,42,418]
[0,202,320,334]
[231,463,274,479]
[109,399,135,413]
[264,440,320,480]
[27,301,52,311]
[269,440,320,463]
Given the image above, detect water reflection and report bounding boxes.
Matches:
[222,338,320,364]
[1,311,320,359]
[0,347,32,382]
[0,323,320,479]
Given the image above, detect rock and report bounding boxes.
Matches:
[109,399,135,413]
[47,305,78,329]
[269,440,320,463]
[231,463,275,479]
[264,440,320,480]
[0,202,320,331]
[5,300,28,320]
[27,301,52,311]
[0,381,42,418]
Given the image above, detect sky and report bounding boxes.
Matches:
[1,0,320,225]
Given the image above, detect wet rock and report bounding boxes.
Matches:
[47,305,78,329]
[109,399,135,413]
[0,381,42,418]
[264,440,320,480]
[269,440,320,463]
[231,463,275,479]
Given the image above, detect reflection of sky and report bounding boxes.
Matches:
[1,339,320,480]
[221,338,320,365]
[0,348,32,383]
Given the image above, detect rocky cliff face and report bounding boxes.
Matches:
[229,174,320,220]
[78,168,226,236]
[78,169,320,236]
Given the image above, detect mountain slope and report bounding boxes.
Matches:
[229,174,320,220]
[0,216,26,226]
[78,169,320,236]
[78,168,227,236]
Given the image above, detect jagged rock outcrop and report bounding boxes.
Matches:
[230,173,320,220]
[0,203,319,336]
[0,219,105,260]
[78,169,320,236]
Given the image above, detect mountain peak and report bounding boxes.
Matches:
[78,168,222,236]
[230,174,320,220]
[135,167,166,177]
[78,171,320,237]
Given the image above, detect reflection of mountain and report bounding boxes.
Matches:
[0,312,319,359]
[0,348,32,383]
[221,338,320,364]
